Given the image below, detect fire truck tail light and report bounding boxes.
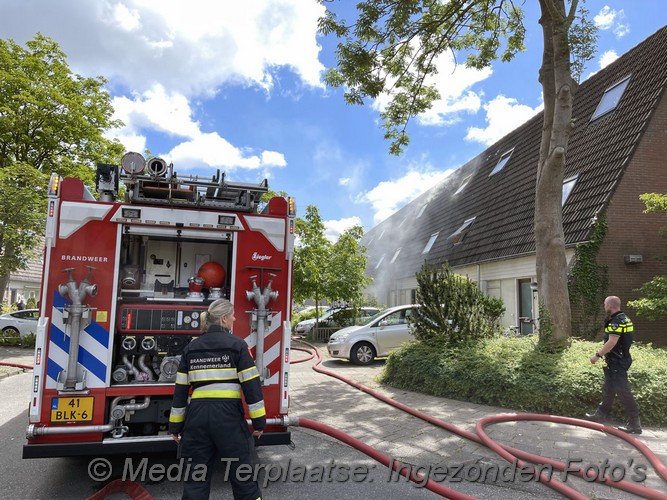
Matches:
[35,348,42,365]
[288,197,296,216]
[33,375,39,392]
[289,220,294,235]
[48,174,61,197]
[48,200,55,217]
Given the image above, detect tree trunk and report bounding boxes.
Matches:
[535,0,575,341]
[0,273,10,306]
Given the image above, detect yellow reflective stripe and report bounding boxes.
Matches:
[192,382,242,399]
[247,400,266,418]
[606,323,634,334]
[192,389,241,399]
[170,406,187,423]
[188,368,238,383]
[238,366,260,383]
[176,372,189,385]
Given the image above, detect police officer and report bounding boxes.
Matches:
[586,296,641,434]
[170,299,265,499]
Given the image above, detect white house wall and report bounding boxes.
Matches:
[374,249,575,330]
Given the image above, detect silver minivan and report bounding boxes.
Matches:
[327,305,417,364]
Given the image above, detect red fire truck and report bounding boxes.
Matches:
[23,152,295,458]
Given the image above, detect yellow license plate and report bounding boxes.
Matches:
[50,397,94,423]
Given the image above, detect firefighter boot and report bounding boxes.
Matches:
[585,409,610,424]
[618,417,642,435]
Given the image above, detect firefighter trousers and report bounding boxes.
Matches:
[598,364,640,419]
[179,400,261,500]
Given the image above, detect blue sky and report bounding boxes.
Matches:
[0,1,664,240]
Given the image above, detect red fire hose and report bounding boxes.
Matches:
[295,416,475,500]
[295,340,667,499]
[0,361,33,370]
[290,345,315,364]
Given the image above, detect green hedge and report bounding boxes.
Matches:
[380,336,667,426]
[0,333,36,348]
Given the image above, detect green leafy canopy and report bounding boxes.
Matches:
[319,0,526,154]
[0,34,124,292]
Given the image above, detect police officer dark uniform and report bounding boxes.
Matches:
[170,299,265,499]
[586,296,642,434]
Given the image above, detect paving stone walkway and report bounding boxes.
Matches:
[288,340,667,499]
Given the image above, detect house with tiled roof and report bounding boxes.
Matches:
[2,250,43,307]
[362,26,667,345]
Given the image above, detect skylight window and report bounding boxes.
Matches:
[454,175,472,195]
[448,217,476,245]
[374,255,385,270]
[390,248,402,264]
[489,150,513,176]
[417,204,428,218]
[562,175,578,205]
[591,76,631,121]
[422,232,439,254]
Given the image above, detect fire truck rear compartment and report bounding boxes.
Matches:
[24,160,295,457]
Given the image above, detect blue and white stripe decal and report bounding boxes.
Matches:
[243,311,281,386]
[46,291,110,388]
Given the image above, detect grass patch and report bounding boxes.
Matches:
[380,336,667,426]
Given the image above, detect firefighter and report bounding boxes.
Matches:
[586,295,642,434]
[170,299,265,499]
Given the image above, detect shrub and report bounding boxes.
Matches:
[380,337,667,426]
[412,263,505,346]
[21,333,36,349]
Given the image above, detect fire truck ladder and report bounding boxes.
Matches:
[121,163,268,213]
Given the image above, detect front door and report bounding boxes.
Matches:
[518,279,534,334]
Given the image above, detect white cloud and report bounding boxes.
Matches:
[107,84,287,173]
[111,84,201,141]
[599,50,619,69]
[261,151,288,168]
[110,3,141,32]
[465,95,541,146]
[324,216,363,242]
[584,49,621,81]
[613,22,630,39]
[371,49,491,127]
[0,0,325,96]
[358,168,453,224]
[339,177,351,186]
[594,6,616,30]
[166,133,286,171]
[594,6,629,39]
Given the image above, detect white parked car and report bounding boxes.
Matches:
[327,305,417,365]
[294,306,380,335]
[0,309,39,338]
